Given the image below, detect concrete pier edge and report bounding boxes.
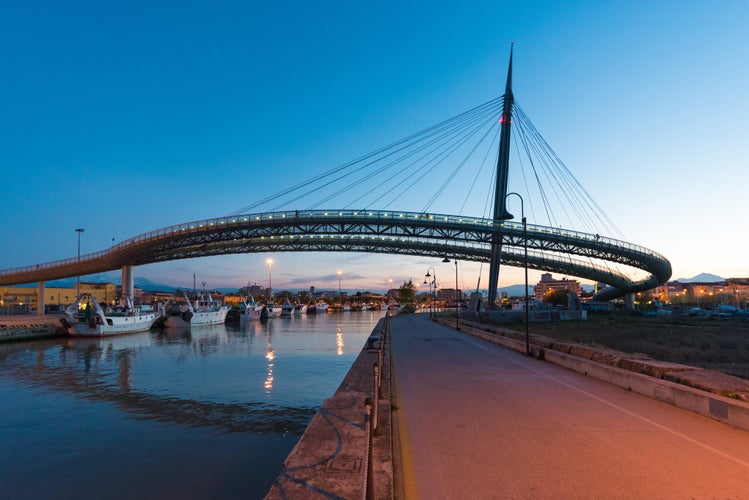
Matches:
[0,316,63,342]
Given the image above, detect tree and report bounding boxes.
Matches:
[543,288,568,306]
[397,279,417,314]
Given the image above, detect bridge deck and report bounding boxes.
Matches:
[390,315,749,498]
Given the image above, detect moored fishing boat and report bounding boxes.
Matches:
[164,292,230,328]
[293,302,307,315]
[238,297,264,322]
[263,302,282,318]
[315,300,329,314]
[281,299,293,316]
[60,294,160,337]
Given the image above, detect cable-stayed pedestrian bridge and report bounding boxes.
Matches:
[0,209,670,300]
[0,48,672,304]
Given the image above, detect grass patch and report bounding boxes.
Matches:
[500,313,749,380]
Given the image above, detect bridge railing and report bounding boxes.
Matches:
[0,209,669,284]
[0,248,112,278]
[109,208,666,259]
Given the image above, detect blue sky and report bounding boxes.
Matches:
[2,1,748,293]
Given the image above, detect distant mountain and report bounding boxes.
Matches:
[133,278,179,292]
[498,284,530,297]
[676,273,725,283]
[44,275,188,293]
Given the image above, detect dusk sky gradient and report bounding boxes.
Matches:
[2,1,748,293]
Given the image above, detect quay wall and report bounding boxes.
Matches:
[0,316,64,342]
[265,317,393,500]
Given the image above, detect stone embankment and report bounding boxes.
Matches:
[440,318,749,432]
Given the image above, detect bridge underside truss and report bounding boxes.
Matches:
[0,210,671,300]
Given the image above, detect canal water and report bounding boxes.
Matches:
[0,311,385,499]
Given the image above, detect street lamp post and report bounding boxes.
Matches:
[337,270,342,303]
[507,192,530,356]
[423,277,430,315]
[425,267,436,317]
[266,258,274,301]
[454,260,459,329]
[75,228,85,298]
[442,257,459,330]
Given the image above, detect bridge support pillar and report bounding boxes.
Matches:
[37,281,45,317]
[487,237,502,308]
[122,266,134,305]
[625,293,635,311]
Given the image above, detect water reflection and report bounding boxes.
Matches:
[156,326,193,345]
[1,312,384,434]
[265,332,275,394]
[0,312,385,499]
[336,317,344,356]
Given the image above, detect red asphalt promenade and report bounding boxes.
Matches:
[390,314,749,499]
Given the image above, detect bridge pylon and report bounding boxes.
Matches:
[487,45,515,307]
[122,265,134,305]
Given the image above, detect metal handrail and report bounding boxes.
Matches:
[0,209,671,297]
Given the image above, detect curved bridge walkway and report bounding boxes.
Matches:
[0,209,670,302]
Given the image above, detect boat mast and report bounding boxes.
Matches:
[487,44,515,307]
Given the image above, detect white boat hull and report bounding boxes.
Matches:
[240,308,263,322]
[164,307,229,328]
[62,294,160,337]
[293,305,307,315]
[69,312,159,337]
[237,297,264,322]
[264,305,282,317]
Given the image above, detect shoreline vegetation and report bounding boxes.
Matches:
[503,314,749,380]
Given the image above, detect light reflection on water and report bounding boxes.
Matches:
[0,311,384,499]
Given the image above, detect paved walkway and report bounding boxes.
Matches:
[390,314,749,499]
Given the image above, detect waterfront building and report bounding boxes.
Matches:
[139,290,173,304]
[0,282,118,313]
[437,288,464,304]
[666,278,749,307]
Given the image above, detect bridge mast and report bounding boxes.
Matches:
[487,45,515,307]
